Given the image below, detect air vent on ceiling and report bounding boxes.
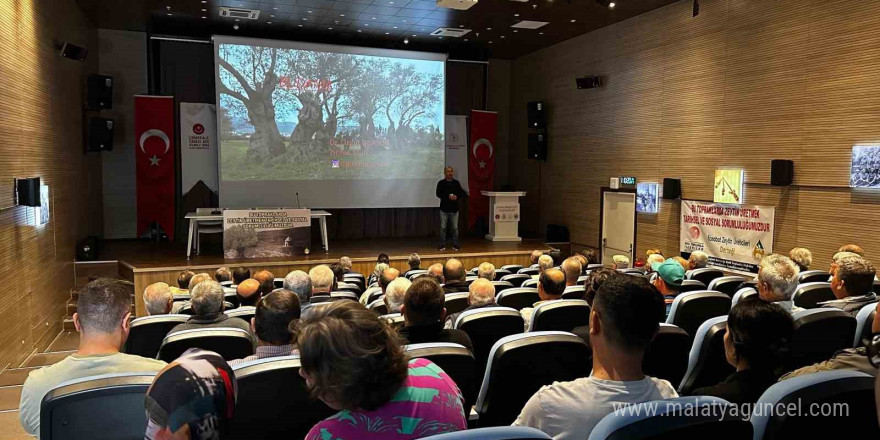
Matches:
[511,20,549,29]
[219,7,261,20]
[430,27,472,37]
[436,0,478,11]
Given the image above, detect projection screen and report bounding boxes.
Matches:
[214,36,447,209]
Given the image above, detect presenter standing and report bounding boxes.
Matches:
[436,166,466,251]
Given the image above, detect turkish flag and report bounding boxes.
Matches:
[135,96,176,240]
[468,110,497,229]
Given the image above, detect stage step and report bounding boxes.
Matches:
[62,317,75,332]
[0,368,39,387]
[0,386,22,411]
[0,409,31,440]
[21,351,74,368]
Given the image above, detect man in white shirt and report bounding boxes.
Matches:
[512,275,677,439]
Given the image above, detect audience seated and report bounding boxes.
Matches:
[188,272,212,290]
[298,301,466,439]
[380,267,401,295]
[645,253,665,273]
[442,258,469,293]
[520,268,566,331]
[646,248,663,258]
[548,249,563,267]
[427,262,445,284]
[377,252,391,265]
[690,298,794,404]
[20,279,167,436]
[839,244,865,257]
[253,270,276,296]
[384,277,412,314]
[757,254,801,313]
[236,278,261,307]
[530,250,543,266]
[478,262,496,281]
[143,282,174,316]
[512,276,675,439]
[369,262,389,286]
[144,349,236,439]
[229,289,300,366]
[339,256,355,274]
[561,257,582,287]
[612,254,630,269]
[790,247,813,272]
[328,262,346,285]
[168,281,252,334]
[215,266,232,283]
[688,251,709,270]
[284,270,313,315]
[445,278,497,329]
[824,255,877,314]
[672,256,689,270]
[399,278,473,352]
[651,259,685,316]
[405,252,422,277]
[172,270,195,295]
[533,255,554,280]
[309,265,336,298]
[573,253,588,269]
[232,266,251,285]
[581,267,620,306]
[583,249,600,266]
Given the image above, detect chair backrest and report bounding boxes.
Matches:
[790,308,856,370]
[475,332,591,427]
[219,280,233,287]
[178,301,235,315]
[406,269,428,280]
[330,291,358,302]
[577,274,589,283]
[643,324,691,387]
[500,273,531,287]
[798,269,831,285]
[853,301,878,347]
[491,280,515,293]
[223,292,241,309]
[158,327,254,362]
[420,426,551,439]
[273,277,284,289]
[367,287,385,305]
[231,356,336,439]
[335,282,361,294]
[404,342,477,410]
[678,316,733,394]
[521,278,538,289]
[123,314,189,359]
[343,272,365,280]
[587,263,605,271]
[40,373,155,440]
[687,268,724,286]
[588,396,751,440]
[445,292,470,314]
[379,313,406,330]
[367,298,388,315]
[679,279,707,293]
[309,295,334,304]
[455,307,526,387]
[792,282,836,309]
[529,299,590,332]
[619,268,645,275]
[666,290,731,341]
[518,267,540,276]
[496,287,540,310]
[561,285,586,299]
[227,306,256,323]
[492,269,512,280]
[707,276,750,297]
[750,370,878,440]
[500,265,525,274]
[732,287,758,307]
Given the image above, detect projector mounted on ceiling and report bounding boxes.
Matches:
[436,0,478,11]
[430,27,472,37]
[219,7,261,20]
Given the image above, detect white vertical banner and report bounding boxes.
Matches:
[445,115,469,194]
[180,102,218,194]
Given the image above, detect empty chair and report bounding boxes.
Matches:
[454,307,525,385]
[422,426,551,440]
[445,292,470,314]
[475,332,591,427]
[406,269,428,280]
[501,264,525,274]
[273,278,284,289]
[666,290,731,342]
[124,314,189,359]
[227,305,256,323]
[789,308,856,370]
[518,267,540,276]
[380,313,406,330]
[491,280,515,293]
[687,268,724,286]
[732,287,759,307]
[40,373,155,440]
[750,370,878,440]
[708,276,750,297]
[562,285,586,299]
[231,356,336,439]
[158,328,254,362]
[493,269,513,280]
[643,323,691,387]
[588,396,751,440]
[404,342,477,410]
[678,316,733,395]
[529,299,590,332]
[500,273,531,287]
[679,279,707,293]
[853,301,877,347]
[792,282,835,309]
[367,298,388,315]
[496,287,540,311]
[798,269,831,285]
[521,278,538,289]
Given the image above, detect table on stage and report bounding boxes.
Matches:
[185,210,332,258]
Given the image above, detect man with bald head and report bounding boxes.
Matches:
[444,278,497,329]
[530,250,544,266]
[561,257,583,287]
[283,270,313,314]
[520,268,566,331]
[379,267,400,295]
[309,265,336,297]
[427,263,445,284]
[143,282,173,316]
[839,244,865,257]
[236,279,261,307]
[253,270,276,296]
[436,165,466,251]
[442,258,469,294]
[188,272,212,291]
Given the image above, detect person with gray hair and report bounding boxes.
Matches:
[757,254,801,313]
[188,272,213,290]
[612,254,630,270]
[478,262,496,281]
[645,254,665,273]
[789,247,812,272]
[339,256,354,273]
[309,265,336,296]
[688,251,709,270]
[533,254,555,280]
[384,277,412,314]
[444,278,497,329]
[168,280,252,334]
[284,270,313,313]
[143,282,173,316]
[823,256,877,315]
[405,253,422,277]
[369,262,389,287]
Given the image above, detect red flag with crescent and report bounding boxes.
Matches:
[135,96,176,240]
[468,110,497,229]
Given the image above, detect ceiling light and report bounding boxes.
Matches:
[298,24,303,27]
[609,2,616,7]
[501,35,505,38]
[202,16,207,19]
[570,19,576,22]
[273,7,278,10]
[487,27,492,30]
[201,8,207,12]
[412,34,416,36]
[329,27,334,30]
[489,40,493,43]
[166,13,172,16]
[385,32,390,34]
[372,16,376,19]
[514,13,519,17]
[404,38,409,44]
[201,0,206,3]
[393,26,398,28]
[464,38,469,41]
[358,29,362,32]
[267,21,272,24]
[340,14,345,16]
[302,18,307,20]
[513,30,518,32]
[307,10,312,13]
[270,14,275,17]
[233,24,240,30]
[539,32,543,34]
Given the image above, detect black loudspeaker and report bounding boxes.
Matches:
[547,224,570,242]
[16,177,40,207]
[87,75,113,110]
[576,76,602,89]
[771,159,794,186]
[527,101,545,129]
[60,42,88,61]
[76,236,99,261]
[528,132,547,160]
[87,118,114,152]
[662,178,681,200]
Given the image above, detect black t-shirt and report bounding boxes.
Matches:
[436,179,466,213]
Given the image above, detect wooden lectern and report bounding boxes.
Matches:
[481,191,527,242]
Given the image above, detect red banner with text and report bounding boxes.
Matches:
[468,110,497,229]
[135,95,176,240]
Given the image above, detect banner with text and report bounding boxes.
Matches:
[445,115,469,194]
[680,200,775,273]
[223,209,311,259]
[180,102,219,194]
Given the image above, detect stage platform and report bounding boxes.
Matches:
[82,237,552,316]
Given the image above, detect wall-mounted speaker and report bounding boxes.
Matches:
[527,101,545,129]
[662,178,681,200]
[16,177,40,207]
[60,42,88,61]
[770,159,794,186]
[528,132,547,160]
[576,76,602,89]
[87,75,113,110]
[87,117,114,152]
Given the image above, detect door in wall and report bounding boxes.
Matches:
[601,190,636,266]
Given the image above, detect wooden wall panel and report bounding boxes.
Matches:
[0,0,101,369]
[510,0,880,264]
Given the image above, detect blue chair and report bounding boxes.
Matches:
[679,279,707,293]
[790,308,856,370]
[792,282,836,309]
[678,316,733,394]
[589,396,751,440]
[687,268,724,286]
[708,276,750,298]
[731,287,758,307]
[422,426,550,439]
[529,299,590,332]
[797,270,831,285]
[562,285,586,299]
[666,290,731,343]
[853,301,878,347]
[404,343,476,411]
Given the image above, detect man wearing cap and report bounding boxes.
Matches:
[651,259,685,317]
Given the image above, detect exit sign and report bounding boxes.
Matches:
[620,176,637,185]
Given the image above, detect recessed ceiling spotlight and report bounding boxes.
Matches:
[385,32,390,34]
[513,30,518,32]
[201,16,206,19]
[302,17,307,20]
[200,0,206,3]
[233,24,240,30]
[365,23,369,26]
[514,13,519,17]
[459,24,464,27]
[357,29,362,32]
[393,26,398,28]
[404,38,409,44]
[340,14,345,16]
[539,32,543,34]
[609,2,616,7]
[489,40,493,43]
[570,19,576,22]
[501,35,505,38]
[270,14,275,17]
[464,38,469,41]
[201,8,207,12]
[298,24,303,27]
[267,21,272,24]
[487,27,492,30]
[273,7,278,10]
[412,34,416,36]
[166,13,172,16]
[307,10,312,13]
[403,19,407,22]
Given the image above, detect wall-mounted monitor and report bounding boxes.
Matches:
[637,182,659,214]
[850,145,880,188]
[714,169,744,204]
